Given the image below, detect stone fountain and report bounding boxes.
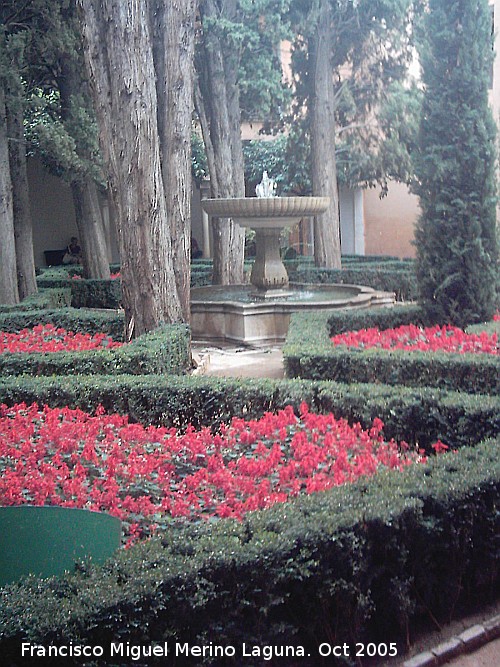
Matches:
[192,173,394,344]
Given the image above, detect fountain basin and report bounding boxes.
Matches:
[191,283,395,344]
[202,197,330,291]
[201,196,330,227]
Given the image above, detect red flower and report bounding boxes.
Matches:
[331,324,498,355]
[0,403,441,546]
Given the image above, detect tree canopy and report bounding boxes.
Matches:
[413,0,498,326]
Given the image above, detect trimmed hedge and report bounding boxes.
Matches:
[0,288,72,314]
[0,325,191,377]
[283,308,499,394]
[0,375,497,452]
[36,268,213,309]
[0,438,497,666]
[0,308,125,340]
[290,265,417,301]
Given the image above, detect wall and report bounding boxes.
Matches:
[363,182,419,258]
[28,159,80,268]
[28,158,204,267]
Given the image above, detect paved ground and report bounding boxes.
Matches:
[191,341,500,667]
[192,342,285,378]
[445,637,500,666]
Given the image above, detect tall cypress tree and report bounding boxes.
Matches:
[413,0,498,327]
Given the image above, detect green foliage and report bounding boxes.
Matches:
[2,0,104,185]
[0,325,191,377]
[191,131,208,184]
[283,308,499,394]
[0,288,71,314]
[0,438,497,662]
[0,307,124,339]
[230,0,292,123]
[287,0,416,190]
[0,373,497,453]
[413,0,499,326]
[243,135,289,193]
[292,263,418,301]
[197,0,291,124]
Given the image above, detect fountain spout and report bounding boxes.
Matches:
[255,171,276,198]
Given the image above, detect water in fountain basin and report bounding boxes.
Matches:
[192,284,361,304]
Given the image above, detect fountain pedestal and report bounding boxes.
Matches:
[196,187,395,344]
[251,228,289,293]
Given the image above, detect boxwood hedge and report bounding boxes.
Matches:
[0,375,497,453]
[290,265,417,301]
[0,438,497,666]
[0,288,71,314]
[0,307,125,339]
[0,325,191,377]
[283,308,499,394]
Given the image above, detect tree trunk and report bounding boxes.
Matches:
[58,52,111,280]
[6,96,37,300]
[195,0,246,285]
[78,0,186,337]
[310,0,341,269]
[150,0,195,322]
[71,177,111,280]
[0,81,19,305]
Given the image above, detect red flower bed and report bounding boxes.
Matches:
[0,403,437,546]
[0,324,123,354]
[331,324,498,354]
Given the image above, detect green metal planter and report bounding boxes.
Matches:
[0,506,121,587]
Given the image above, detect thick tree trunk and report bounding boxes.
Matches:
[78,0,186,337]
[310,0,341,269]
[58,52,110,280]
[0,82,19,305]
[71,178,111,280]
[6,100,37,299]
[196,0,246,285]
[150,0,195,322]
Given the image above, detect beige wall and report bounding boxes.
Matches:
[28,159,80,268]
[28,158,205,267]
[365,3,499,260]
[363,182,419,258]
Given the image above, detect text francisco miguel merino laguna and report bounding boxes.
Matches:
[21,641,327,661]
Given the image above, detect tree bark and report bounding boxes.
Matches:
[0,81,19,305]
[195,0,246,285]
[150,0,196,322]
[6,97,37,299]
[310,0,341,269]
[78,0,187,337]
[71,177,111,280]
[58,52,110,280]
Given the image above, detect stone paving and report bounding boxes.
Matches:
[402,618,500,667]
[192,342,285,378]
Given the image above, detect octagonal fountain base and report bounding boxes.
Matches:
[191,283,395,345]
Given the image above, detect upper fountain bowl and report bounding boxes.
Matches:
[201,196,329,228]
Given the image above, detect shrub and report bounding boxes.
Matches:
[0,325,191,377]
[0,438,497,664]
[413,0,498,326]
[291,266,417,301]
[0,308,125,340]
[0,374,497,453]
[0,288,71,313]
[284,309,499,394]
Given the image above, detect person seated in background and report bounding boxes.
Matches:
[63,237,82,264]
[191,236,202,259]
